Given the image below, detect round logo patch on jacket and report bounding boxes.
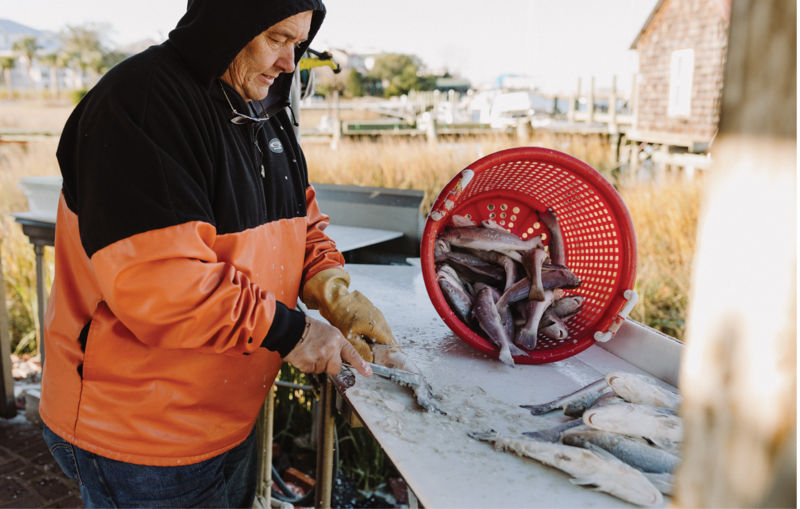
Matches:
[268,138,284,153]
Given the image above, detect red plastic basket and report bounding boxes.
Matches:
[421,147,638,364]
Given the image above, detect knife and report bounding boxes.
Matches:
[342,360,424,389]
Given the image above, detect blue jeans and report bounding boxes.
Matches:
[42,424,258,508]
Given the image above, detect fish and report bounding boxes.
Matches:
[481,219,505,231]
[522,418,584,442]
[583,401,683,452]
[435,252,505,284]
[540,322,568,340]
[522,248,548,301]
[539,208,566,266]
[473,285,530,366]
[516,289,557,350]
[539,309,569,340]
[370,344,445,415]
[496,270,582,317]
[551,295,585,317]
[561,429,681,474]
[451,214,476,227]
[434,238,451,257]
[605,371,683,411]
[439,226,544,252]
[562,389,608,418]
[437,267,473,324]
[521,378,609,415]
[469,431,663,507]
[470,250,518,292]
[642,473,675,495]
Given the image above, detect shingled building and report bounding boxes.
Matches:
[627,0,731,171]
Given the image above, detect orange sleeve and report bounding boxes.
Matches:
[91,221,289,356]
[302,185,346,284]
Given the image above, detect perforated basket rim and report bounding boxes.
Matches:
[421,147,638,364]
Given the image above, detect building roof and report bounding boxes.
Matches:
[629,0,667,50]
[630,0,731,50]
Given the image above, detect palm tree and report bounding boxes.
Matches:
[60,24,106,88]
[0,57,15,98]
[39,53,67,99]
[12,36,41,90]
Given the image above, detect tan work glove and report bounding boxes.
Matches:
[302,268,397,362]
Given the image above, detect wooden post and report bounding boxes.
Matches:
[314,375,336,509]
[0,240,17,418]
[587,76,595,123]
[631,73,639,131]
[608,75,618,134]
[331,89,341,149]
[675,1,796,506]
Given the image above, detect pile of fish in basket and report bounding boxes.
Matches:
[470,371,682,507]
[435,208,583,366]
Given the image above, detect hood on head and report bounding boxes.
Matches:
[170,0,326,102]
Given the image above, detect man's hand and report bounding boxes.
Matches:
[284,316,373,377]
[302,268,398,363]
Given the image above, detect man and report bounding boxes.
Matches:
[39,1,397,506]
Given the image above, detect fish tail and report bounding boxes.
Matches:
[498,346,515,367]
[516,328,538,350]
[509,343,533,359]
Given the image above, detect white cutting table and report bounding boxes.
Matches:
[323,225,402,253]
[308,264,682,509]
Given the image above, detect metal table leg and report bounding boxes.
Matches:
[34,244,46,368]
[314,375,336,509]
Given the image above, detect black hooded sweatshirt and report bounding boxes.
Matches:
[40,0,343,466]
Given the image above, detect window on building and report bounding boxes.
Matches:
[668,49,694,117]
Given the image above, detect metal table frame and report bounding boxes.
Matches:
[12,217,55,367]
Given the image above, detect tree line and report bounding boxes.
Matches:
[318,53,445,99]
[1,23,125,98]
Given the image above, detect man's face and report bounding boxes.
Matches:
[222,11,312,102]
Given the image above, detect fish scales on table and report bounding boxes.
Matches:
[435,213,584,365]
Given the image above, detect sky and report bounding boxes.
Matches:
[0,0,658,94]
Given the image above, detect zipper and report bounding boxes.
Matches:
[249,123,268,221]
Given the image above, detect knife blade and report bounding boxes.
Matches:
[343,360,424,388]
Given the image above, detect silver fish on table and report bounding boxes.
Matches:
[474,285,530,366]
[583,401,683,453]
[516,289,557,350]
[469,430,664,507]
[539,207,566,266]
[522,248,548,301]
[370,344,445,415]
[521,418,584,442]
[562,388,609,418]
[439,226,543,252]
[642,472,676,495]
[521,378,609,415]
[561,429,681,474]
[605,371,683,412]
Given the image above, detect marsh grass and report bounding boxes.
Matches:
[0,140,60,354]
[619,178,702,340]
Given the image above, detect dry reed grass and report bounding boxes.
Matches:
[0,140,60,353]
[619,178,702,340]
